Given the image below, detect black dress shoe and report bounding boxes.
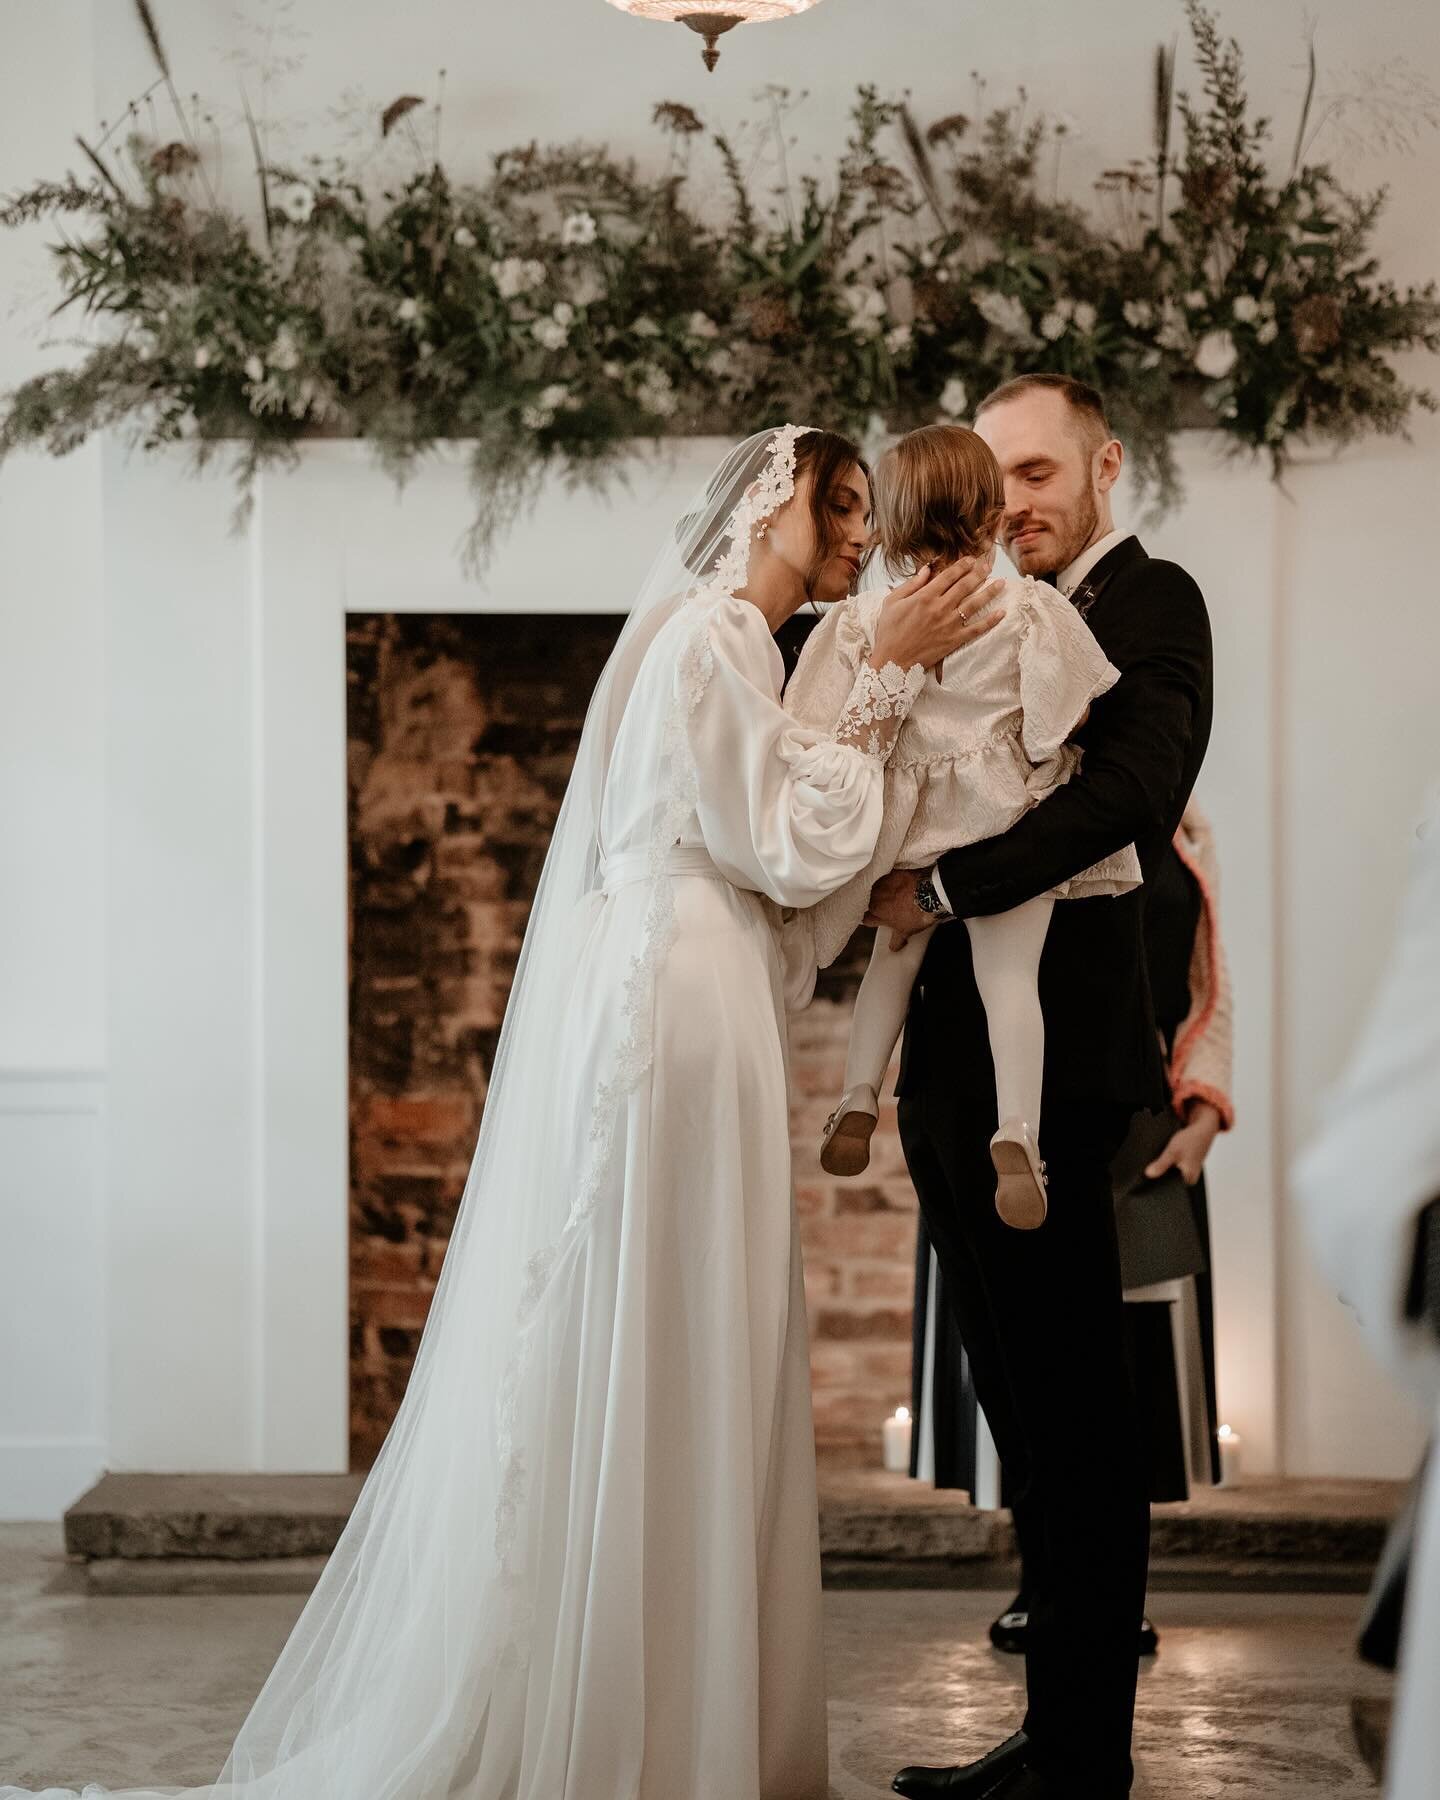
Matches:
[987,1595,1031,1655]
[982,1763,1128,1800]
[988,1595,1160,1657]
[892,1729,1030,1797]
[978,1767,1064,1799]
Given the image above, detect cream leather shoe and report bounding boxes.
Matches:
[990,1117,1048,1229]
[820,1083,880,1176]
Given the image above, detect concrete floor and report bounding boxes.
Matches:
[1,1524,1391,1798]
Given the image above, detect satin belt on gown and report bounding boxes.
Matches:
[599,844,726,892]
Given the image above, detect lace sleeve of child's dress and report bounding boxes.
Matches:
[832,657,927,760]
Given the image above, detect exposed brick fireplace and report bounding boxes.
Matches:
[346,612,918,1470]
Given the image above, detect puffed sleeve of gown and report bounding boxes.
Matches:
[1016,576,1122,763]
[684,591,923,914]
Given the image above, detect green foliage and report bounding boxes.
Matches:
[2,0,1436,568]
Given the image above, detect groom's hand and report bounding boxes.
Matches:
[864,870,931,949]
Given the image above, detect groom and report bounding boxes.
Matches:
[865,374,1214,1800]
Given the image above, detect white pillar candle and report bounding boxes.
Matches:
[1217,1423,1243,1488]
[882,1406,912,1473]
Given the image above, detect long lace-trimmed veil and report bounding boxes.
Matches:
[1,424,814,1800]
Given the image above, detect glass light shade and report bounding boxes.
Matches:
[605,1,827,71]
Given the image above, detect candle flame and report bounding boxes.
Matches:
[1217,1424,1233,1439]
[895,1406,910,1422]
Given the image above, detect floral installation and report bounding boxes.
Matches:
[1,0,1436,569]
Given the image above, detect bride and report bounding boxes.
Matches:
[4,425,998,1800]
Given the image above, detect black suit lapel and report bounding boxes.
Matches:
[1071,535,1148,622]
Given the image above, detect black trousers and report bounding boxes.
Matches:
[898,1089,1151,1796]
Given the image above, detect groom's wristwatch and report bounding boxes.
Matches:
[914,872,949,918]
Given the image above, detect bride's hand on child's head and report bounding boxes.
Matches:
[870,556,1006,672]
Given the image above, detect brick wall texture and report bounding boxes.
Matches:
[346,613,918,1469]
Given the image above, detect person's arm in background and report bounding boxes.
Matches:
[1147,802,1235,1184]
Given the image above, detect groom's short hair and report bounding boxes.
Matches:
[974,373,1113,454]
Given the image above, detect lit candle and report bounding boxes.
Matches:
[883,1405,913,1473]
[1217,1423,1243,1488]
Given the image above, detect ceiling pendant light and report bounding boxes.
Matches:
[604,2,826,73]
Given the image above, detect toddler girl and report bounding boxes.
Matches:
[784,424,1141,1228]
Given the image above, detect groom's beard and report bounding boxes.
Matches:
[1006,491,1100,577]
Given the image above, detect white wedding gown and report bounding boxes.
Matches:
[2,461,921,1800]
[548,591,900,1798]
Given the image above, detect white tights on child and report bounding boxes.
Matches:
[964,895,1054,1130]
[842,892,1056,1133]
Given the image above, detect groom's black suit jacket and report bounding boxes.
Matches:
[895,536,1214,1112]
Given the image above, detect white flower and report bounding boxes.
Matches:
[637,366,677,417]
[707,347,735,377]
[244,354,265,383]
[277,183,314,225]
[521,403,553,431]
[842,285,886,320]
[687,310,719,339]
[532,317,569,351]
[193,346,211,370]
[1039,309,1068,342]
[397,297,420,324]
[492,257,546,299]
[1193,329,1239,380]
[136,343,153,363]
[1256,318,1279,345]
[1054,297,1076,322]
[1123,299,1156,330]
[551,301,575,327]
[974,288,1033,340]
[570,269,605,308]
[1184,288,1209,311]
[540,383,570,410]
[268,327,300,371]
[1252,257,1269,281]
[885,323,914,354]
[1072,301,1097,334]
[1232,294,1259,324]
[560,211,597,247]
[1140,348,1162,369]
[453,225,477,249]
[632,316,661,338]
[841,285,887,338]
[1156,303,1190,352]
[418,341,434,360]
[939,377,969,418]
[602,360,623,379]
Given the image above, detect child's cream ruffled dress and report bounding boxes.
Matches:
[785,575,1143,967]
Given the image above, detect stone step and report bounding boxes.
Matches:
[63,1468,1404,1596]
[64,1473,361,1562]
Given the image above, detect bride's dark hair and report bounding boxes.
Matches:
[679,428,871,591]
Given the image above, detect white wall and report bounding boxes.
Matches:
[0,0,107,1519]
[4,0,1440,1511]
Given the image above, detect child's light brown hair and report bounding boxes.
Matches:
[874,424,1005,573]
